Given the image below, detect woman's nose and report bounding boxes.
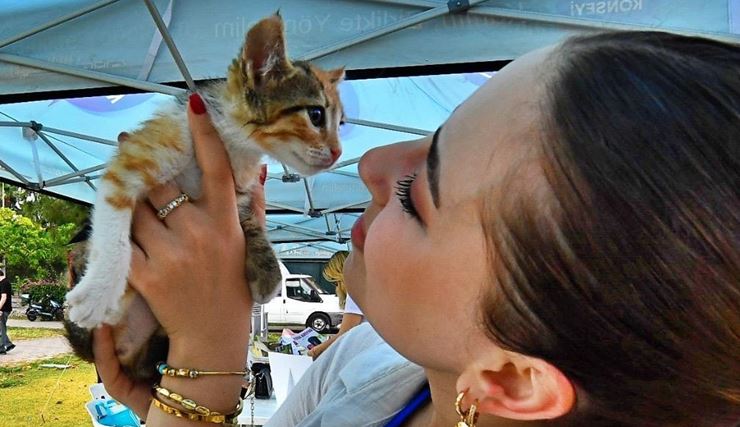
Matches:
[358,138,428,205]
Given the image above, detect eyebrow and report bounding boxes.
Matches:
[428,126,441,208]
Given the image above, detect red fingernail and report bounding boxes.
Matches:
[189,93,206,115]
[259,165,267,185]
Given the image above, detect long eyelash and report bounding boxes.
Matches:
[395,173,420,219]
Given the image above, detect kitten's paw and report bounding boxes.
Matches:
[66,286,123,329]
[249,270,282,305]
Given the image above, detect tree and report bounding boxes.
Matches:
[0,207,77,281]
[1,183,89,227]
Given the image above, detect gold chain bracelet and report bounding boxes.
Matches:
[156,362,248,379]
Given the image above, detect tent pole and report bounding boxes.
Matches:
[319,199,372,215]
[0,53,186,97]
[301,0,488,61]
[142,0,197,93]
[326,169,359,178]
[267,219,342,241]
[302,178,320,217]
[330,157,361,171]
[0,121,32,128]
[44,164,107,187]
[42,126,118,146]
[345,118,431,136]
[37,131,97,191]
[0,0,121,49]
[44,176,98,187]
[0,121,118,146]
[265,201,307,215]
[0,159,30,185]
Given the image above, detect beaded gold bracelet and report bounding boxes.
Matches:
[151,393,242,425]
[153,383,216,416]
[156,362,248,379]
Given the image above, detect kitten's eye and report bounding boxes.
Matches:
[306,106,325,127]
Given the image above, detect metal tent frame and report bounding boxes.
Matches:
[1,0,737,243]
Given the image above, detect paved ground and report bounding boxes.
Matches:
[1,319,71,366]
[0,336,73,366]
[8,318,65,329]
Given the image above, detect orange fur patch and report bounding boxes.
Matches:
[106,193,135,210]
[102,170,125,188]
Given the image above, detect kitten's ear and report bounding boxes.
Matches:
[327,67,345,85]
[242,14,292,87]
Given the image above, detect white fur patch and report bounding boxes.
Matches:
[66,184,133,328]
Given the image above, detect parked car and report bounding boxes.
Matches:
[263,262,342,333]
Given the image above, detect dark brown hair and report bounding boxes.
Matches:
[481,32,739,426]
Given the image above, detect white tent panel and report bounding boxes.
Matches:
[1,0,737,98]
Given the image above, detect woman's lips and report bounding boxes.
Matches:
[351,215,366,251]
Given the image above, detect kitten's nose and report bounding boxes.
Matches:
[330,147,342,163]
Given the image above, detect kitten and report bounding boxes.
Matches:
[64,14,344,381]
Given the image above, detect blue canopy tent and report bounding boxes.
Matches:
[1,0,738,247]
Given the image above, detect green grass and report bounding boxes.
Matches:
[0,354,98,427]
[9,326,65,340]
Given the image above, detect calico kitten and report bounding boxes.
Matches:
[64,14,344,380]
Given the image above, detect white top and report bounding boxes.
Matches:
[343,294,363,316]
[265,323,426,427]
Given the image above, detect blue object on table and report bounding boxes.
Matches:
[93,399,140,427]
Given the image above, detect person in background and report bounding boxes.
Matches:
[307,250,364,359]
[0,269,15,354]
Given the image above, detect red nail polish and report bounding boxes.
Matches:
[259,165,267,185]
[189,93,206,115]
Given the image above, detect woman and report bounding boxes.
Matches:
[94,31,739,426]
[307,250,365,360]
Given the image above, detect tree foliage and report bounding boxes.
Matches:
[0,183,88,283]
[0,207,77,282]
[2,184,89,227]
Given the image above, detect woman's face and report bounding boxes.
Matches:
[344,47,551,370]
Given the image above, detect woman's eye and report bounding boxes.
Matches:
[395,173,420,221]
[307,106,325,127]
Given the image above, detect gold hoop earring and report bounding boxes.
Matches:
[455,390,479,427]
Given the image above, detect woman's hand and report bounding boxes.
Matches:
[93,94,265,420]
[128,99,250,348]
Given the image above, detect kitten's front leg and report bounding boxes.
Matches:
[66,182,135,328]
[240,209,282,304]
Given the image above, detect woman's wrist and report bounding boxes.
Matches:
[147,339,249,425]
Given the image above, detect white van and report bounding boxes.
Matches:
[262,262,342,333]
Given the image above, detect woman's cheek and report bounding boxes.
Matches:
[364,209,423,292]
[364,211,405,286]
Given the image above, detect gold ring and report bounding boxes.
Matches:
[157,193,190,220]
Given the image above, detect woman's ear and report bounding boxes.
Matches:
[456,354,575,421]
